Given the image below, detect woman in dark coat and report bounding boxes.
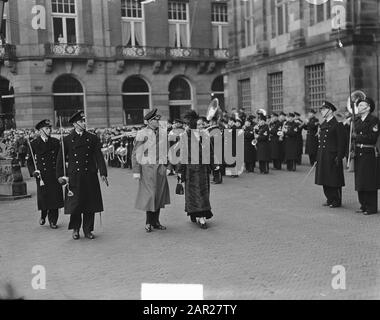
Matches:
[178,111,213,229]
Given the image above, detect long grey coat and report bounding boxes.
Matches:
[132,127,170,212]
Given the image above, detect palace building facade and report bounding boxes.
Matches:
[0,0,229,129]
[226,0,380,116]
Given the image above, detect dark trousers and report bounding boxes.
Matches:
[245,162,255,173]
[41,209,59,225]
[323,186,342,207]
[273,159,282,170]
[212,169,223,183]
[69,213,95,233]
[286,160,296,171]
[259,161,269,174]
[358,191,378,214]
[309,154,317,166]
[146,210,161,226]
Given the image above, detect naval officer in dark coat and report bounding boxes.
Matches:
[353,97,380,215]
[27,119,64,228]
[56,111,108,240]
[315,101,346,208]
[303,109,320,166]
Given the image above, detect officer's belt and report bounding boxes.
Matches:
[356,144,376,148]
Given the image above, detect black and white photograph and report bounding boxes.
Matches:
[1,0,380,307]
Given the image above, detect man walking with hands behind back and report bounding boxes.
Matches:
[132,108,170,233]
[56,111,108,240]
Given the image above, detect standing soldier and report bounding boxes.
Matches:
[294,112,304,165]
[315,101,346,208]
[255,114,271,174]
[353,97,380,215]
[132,108,170,233]
[283,113,298,171]
[243,116,256,173]
[27,119,64,229]
[304,109,320,166]
[56,111,108,240]
[269,112,282,170]
[278,112,287,164]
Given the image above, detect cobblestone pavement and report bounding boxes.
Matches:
[1,160,380,300]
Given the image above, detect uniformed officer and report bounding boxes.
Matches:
[315,101,346,208]
[283,113,298,171]
[353,97,380,215]
[27,119,64,228]
[269,112,282,170]
[132,108,170,233]
[255,114,271,174]
[304,109,320,166]
[294,112,304,165]
[56,111,108,240]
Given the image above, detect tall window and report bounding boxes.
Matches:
[242,0,254,48]
[0,1,9,43]
[51,0,77,44]
[168,1,190,48]
[121,0,145,46]
[238,79,251,110]
[306,64,326,111]
[123,76,150,125]
[268,72,283,113]
[211,2,228,49]
[272,0,288,38]
[310,2,331,25]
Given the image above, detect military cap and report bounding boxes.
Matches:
[271,112,279,117]
[294,112,301,117]
[308,109,317,114]
[35,119,52,130]
[258,114,267,121]
[69,110,85,124]
[280,111,286,116]
[357,97,376,113]
[288,112,295,117]
[144,108,160,121]
[321,101,337,112]
[173,118,184,124]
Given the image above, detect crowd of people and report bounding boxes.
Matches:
[2,94,379,238]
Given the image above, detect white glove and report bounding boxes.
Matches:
[133,173,141,180]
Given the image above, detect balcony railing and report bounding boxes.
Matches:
[44,43,94,58]
[116,46,230,61]
[0,44,16,60]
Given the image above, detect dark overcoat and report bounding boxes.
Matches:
[354,114,380,191]
[244,125,256,163]
[269,120,282,160]
[305,117,319,156]
[27,136,64,211]
[56,130,107,215]
[315,117,345,187]
[295,120,304,157]
[284,121,299,161]
[256,124,271,161]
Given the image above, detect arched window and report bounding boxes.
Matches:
[211,75,225,111]
[53,75,84,127]
[168,76,192,121]
[122,76,150,125]
[0,77,15,129]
